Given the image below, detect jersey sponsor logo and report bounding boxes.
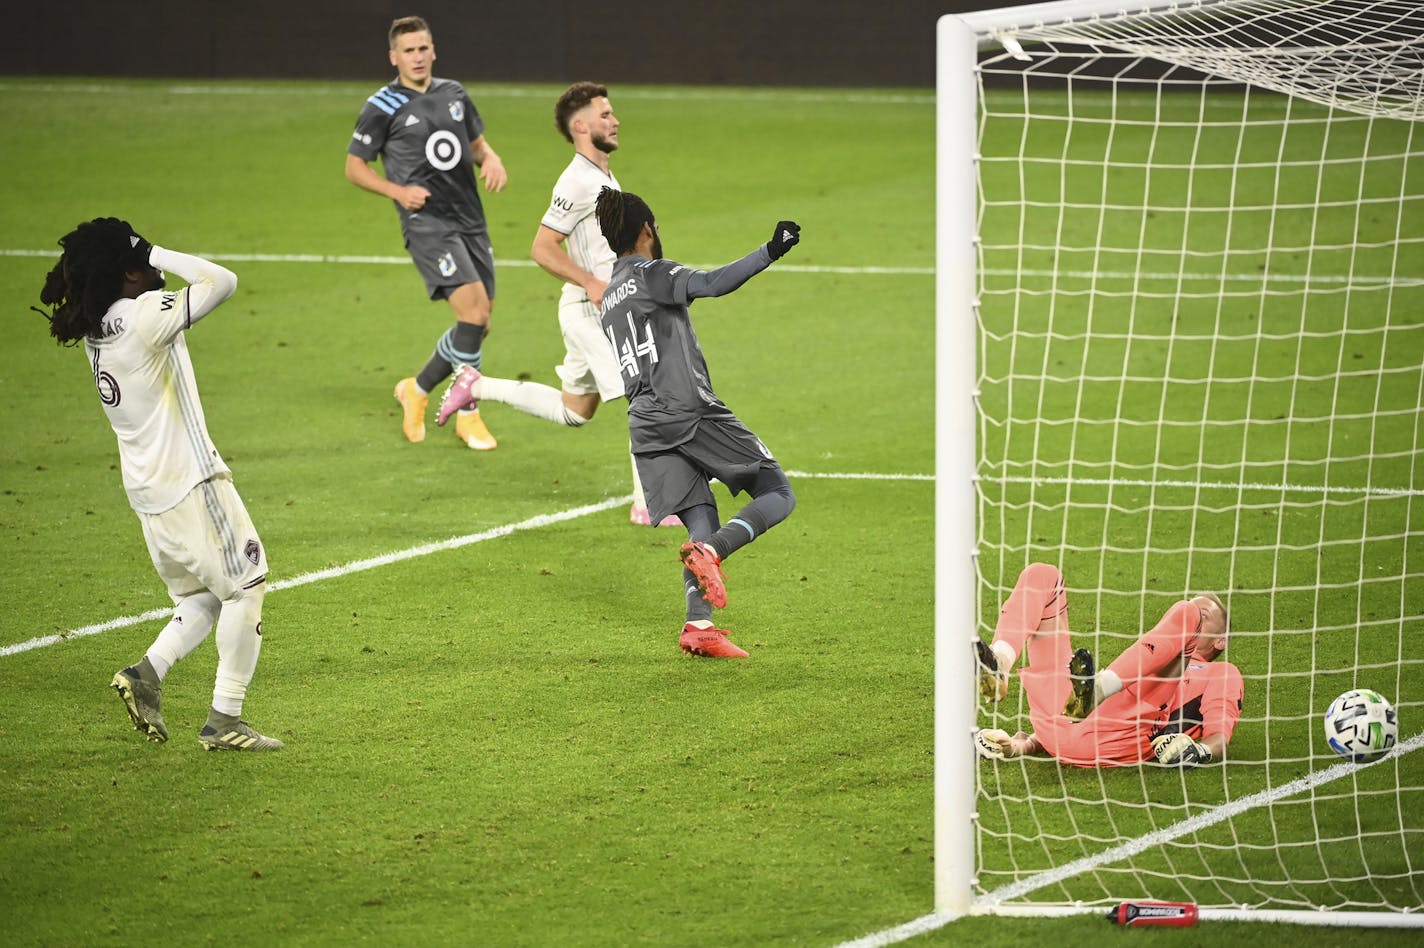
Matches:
[449,100,465,122]
[404,113,420,127]
[160,292,177,312]
[437,251,457,277]
[425,129,463,171]
[551,195,574,212]
[352,131,373,145]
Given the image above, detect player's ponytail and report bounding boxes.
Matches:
[596,186,654,255]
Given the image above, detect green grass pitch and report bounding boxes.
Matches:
[0,77,1420,946]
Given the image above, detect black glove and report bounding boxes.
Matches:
[124,229,154,270]
[1151,732,1213,768]
[766,220,801,261]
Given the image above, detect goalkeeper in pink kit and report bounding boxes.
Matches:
[975,563,1242,768]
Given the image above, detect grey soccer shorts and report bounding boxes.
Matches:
[406,227,496,301]
[633,414,782,523]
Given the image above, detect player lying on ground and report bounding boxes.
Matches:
[34,218,282,751]
[974,563,1241,767]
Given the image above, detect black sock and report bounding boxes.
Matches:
[416,323,487,393]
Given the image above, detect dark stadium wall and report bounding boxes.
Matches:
[5,0,1024,86]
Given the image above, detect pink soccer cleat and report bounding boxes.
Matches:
[436,365,481,428]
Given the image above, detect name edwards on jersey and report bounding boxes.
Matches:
[599,276,641,315]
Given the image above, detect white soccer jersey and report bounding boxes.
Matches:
[540,153,620,306]
[84,247,238,514]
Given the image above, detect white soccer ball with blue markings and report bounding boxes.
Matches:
[1324,688,1398,762]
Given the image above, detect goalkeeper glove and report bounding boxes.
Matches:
[766,220,801,260]
[974,728,1011,760]
[1151,732,1213,768]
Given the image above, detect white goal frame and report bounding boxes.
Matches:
[934,0,1423,929]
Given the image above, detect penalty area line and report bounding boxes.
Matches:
[833,731,1424,947]
[0,495,630,658]
[0,470,932,657]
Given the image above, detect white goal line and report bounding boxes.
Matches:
[837,731,1424,948]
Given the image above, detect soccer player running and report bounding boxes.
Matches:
[593,186,801,658]
[974,563,1241,767]
[435,81,674,526]
[34,218,282,751]
[345,15,506,451]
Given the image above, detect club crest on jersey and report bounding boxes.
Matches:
[438,252,457,277]
[449,100,464,122]
[244,539,261,565]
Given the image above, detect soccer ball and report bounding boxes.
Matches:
[1324,688,1398,762]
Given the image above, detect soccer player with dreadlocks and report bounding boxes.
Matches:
[593,186,802,658]
[34,218,283,751]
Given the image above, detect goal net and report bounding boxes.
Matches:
[935,0,1424,927]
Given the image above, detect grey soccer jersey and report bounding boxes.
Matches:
[348,77,487,234]
[601,255,733,452]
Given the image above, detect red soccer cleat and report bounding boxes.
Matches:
[679,622,749,659]
[679,541,727,608]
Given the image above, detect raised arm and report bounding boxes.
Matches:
[150,246,236,325]
[686,220,801,301]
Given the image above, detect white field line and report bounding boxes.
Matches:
[0,494,628,658]
[5,469,1412,654]
[998,474,1424,500]
[1,473,936,655]
[0,80,1320,114]
[0,81,934,106]
[0,247,933,277]
[5,247,1407,285]
[835,731,1424,948]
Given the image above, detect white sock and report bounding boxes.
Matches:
[146,592,221,679]
[211,584,265,717]
[1096,668,1124,704]
[478,377,588,426]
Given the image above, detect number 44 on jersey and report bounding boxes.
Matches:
[607,313,659,380]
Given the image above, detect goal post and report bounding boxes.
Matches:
[935,0,1424,927]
